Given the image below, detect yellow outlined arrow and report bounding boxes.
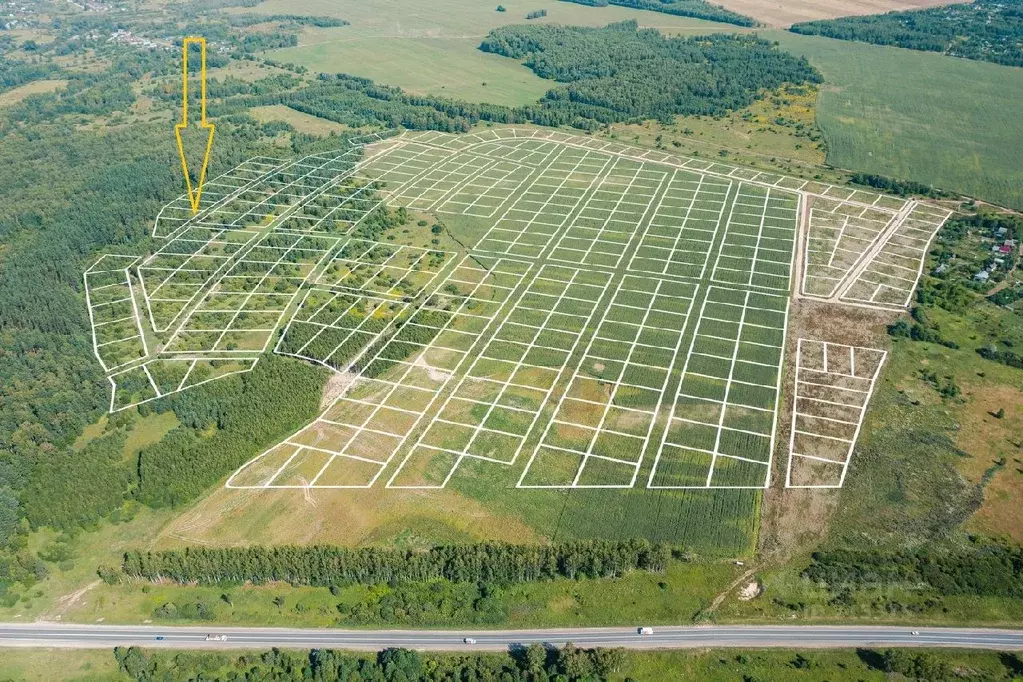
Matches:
[175,36,215,214]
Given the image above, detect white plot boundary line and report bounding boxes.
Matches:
[387,264,612,489]
[228,256,532,489]
[710,183,800,294]
[272,288,413,374]
[518,277,699,489]
[162,232,343,355]
[785,339,887,489]
[548,160,666,271]
[83,254,149,373]
[107,357,260,413]
[648,286,790,489]
[626,169,732,281]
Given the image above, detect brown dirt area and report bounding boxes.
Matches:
[757,298,896,561]
[717,0,961,28]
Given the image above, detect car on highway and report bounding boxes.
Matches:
[463,637,477,645]
[205,634,228,642]
[638,627,654,635]
[155,636,164,641]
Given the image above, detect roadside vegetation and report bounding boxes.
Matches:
[4,645,1023,681]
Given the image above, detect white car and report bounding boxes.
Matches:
[204,634,228,642]
[463,637,477,645]
[638,627,654,635]
[911,631,920,636]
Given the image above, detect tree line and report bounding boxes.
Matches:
[121,540,670,586]
[115,644,630,682]
[848,172,950,198]
[802,540,1023,597]
[790,0,1023,67]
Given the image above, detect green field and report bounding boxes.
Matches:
[771,31,1023,210]
[252,0,738,105]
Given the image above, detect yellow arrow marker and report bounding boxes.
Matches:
[175,37,215,214]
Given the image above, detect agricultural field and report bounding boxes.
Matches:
[249,0,741,105]
[86,125,953,555]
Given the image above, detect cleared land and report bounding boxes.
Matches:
[88,127,952,553]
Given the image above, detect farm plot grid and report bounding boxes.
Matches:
[227,256,531,489]
[163,232,340,355]
[650,286,789,489]
[839,203,953,308]
[84,254,149,372]
[388,264,610,488]
[627,170,731,280]
[710,183,799,293]
[801,198,893,299]
[518,276,698,489]
[91,128,933,495]
[786,340,886,489]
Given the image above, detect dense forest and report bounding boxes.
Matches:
[790,0,1023,67]
[480,21,821,124]
[559,0,756,27]
[121,540,670,585]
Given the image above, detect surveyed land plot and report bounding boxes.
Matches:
[153,156,283,237]
[786,340,887,489]
[108,357,259,412]
[711,183,799,293]
[163,232,340,355]
[628,170,731,280]
[275,289,409,372]
[547,158,665,270]
[228,256,531,489]
[519,276,698,489]
[316,239,453,299]
[840,203,953,308]
[801,197,894,299]
[474,147,613,259]
[389,264,610,488]
[650,286,789,489]
[137,227,260,332]
[84,254,148,372]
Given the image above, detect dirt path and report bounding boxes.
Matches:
[35,580,102,623]
[706,566,759,614]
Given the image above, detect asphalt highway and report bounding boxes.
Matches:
[0,623,1020,651]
